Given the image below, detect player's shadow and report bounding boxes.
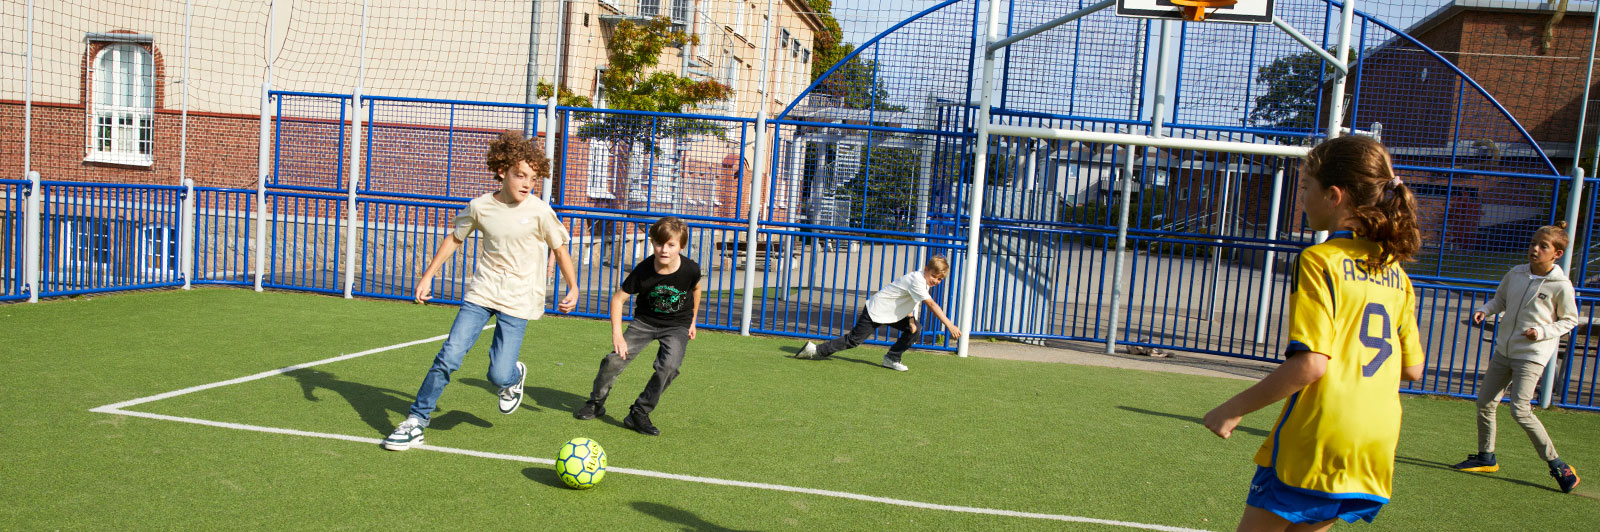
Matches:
[631,501,761,532]
[1116,406,1270,438]
[459,377,590,416]
[289,369,491,434]
[520,466,573,490]
[1393,455,1560,492]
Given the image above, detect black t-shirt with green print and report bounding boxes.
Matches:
[621,256,701,328]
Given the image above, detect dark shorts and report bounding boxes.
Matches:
[1246,466,1386,524]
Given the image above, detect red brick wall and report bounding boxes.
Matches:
[1455,11,1598,146]
[1,102,261,188]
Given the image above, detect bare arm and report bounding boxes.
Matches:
[921,298,962,339]
[1204,352,1329,438]
[552,246,580,313]
[688,282,703,340]
[610,289,631,359]
[1402,364,1424,381]
[414,234,464,303]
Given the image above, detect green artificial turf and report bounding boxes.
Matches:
[2,287,1597,530]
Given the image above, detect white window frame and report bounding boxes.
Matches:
[639,0,660,18]
[696,10,715,65]
[87,41,155,166]
[669,0,690,24]
[138,223,179,276]
[725,54,741,111]
[59,218,115,277]
[587,139,617,200]
[733,1,747,38]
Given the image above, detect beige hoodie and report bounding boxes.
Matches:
[1474,264,1581,365]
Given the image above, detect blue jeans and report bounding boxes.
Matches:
[408,301,528,425]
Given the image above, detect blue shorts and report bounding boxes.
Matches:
[1246,466,1386,524]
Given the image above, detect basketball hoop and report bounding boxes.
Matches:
[1170,0,1236,22]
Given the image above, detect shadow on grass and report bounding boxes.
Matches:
[288,368,491,434]
[1394,455,1560,493]
[1116,406,1271,438]
[631,501,760,532]
[520,466,573,490]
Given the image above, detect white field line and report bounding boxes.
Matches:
[88,333,1213,532]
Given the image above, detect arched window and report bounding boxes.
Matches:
[89,43,154,165]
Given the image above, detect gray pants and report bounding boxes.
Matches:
[588,319,690,415]
[1476,354,1560,461]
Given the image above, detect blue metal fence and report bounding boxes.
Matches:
[1,179,26,302]
[193,187,256,286]
[262,190,347,295]
[37,182,186,297]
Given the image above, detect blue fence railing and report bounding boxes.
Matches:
[193,187,256,286]
[1,179,26,302]
[37,182,186,298]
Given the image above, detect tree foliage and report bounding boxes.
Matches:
[1248,50,1336,145]
[838,144,921,232]
[574,17,733,153]
[805,0,903,112]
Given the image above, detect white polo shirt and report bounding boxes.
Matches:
[865,270,932,324]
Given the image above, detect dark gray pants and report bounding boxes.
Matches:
[588,320,690,415]
[816,310,916,363]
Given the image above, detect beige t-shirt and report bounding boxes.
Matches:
[865,270,932,324]
[452,193,569,320]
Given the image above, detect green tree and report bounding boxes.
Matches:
[573,17,733,208]
[838,143,921,232]
[1248,50,1337,145]
[806,0,904,112]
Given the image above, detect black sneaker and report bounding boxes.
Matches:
[1452,453,1499,473]
[574,401,606,420]
[1553,464,1581,493]
[622,410,661,436]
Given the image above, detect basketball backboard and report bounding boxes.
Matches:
[1116,0,1275,24]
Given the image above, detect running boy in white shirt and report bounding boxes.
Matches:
[794,255,962,371]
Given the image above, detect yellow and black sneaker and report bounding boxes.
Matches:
[1451,453,1499,473]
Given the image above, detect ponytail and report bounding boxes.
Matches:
[1303,135,1422,268]
[1353,180,1421,268]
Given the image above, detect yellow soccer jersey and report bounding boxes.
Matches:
[1253,232,1425,502]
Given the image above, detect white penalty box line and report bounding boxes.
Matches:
[89,331,1212,532]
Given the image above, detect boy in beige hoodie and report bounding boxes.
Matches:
[1452,222,1582,493]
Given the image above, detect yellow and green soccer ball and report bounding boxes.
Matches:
[556,437,607,489]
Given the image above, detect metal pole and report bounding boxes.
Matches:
[23,0,36,302]
[525,0,543,137]
[256,82,271,292]
[1105,147,1137,355]
[24,0,32,179]
[25,172,41,303]
[1106,20,1173,355]
[543,0,567,202]
[256,1,276,292]
[955,0,1005,357]
[1314,0,1356,245]
[739,0,778,336]
[1544,165,1585,408]
[344,0,367,298]
[181,0,191,188]
[1254,166,1286,343]
[181,179,196,289]
[1569,4,1599,178]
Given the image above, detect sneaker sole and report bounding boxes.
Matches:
[1457,465,1499,473]
[381,436,422,451]
[499,361,527,414]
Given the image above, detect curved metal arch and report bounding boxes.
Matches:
[775,0,967,121]
[1337,0,1561,175]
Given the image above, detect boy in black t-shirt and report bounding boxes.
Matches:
[575,217,703,436]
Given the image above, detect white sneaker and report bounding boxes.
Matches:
[499,361,526,414]
[382,416,425,451]
[797,342,818,359]
[881,356,908,372]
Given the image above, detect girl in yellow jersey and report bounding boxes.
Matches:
[1204,135,1426,531]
